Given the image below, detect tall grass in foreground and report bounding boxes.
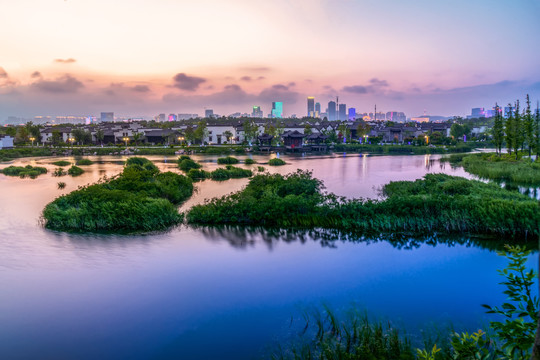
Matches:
[187,171,540,238]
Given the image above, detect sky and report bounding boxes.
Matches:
[1,0,540,120]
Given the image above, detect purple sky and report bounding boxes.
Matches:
[1,0,539,120]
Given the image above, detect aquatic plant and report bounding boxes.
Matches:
[178,157,202,172]
[43,157,193,232]
[217,156,239,164]
[75,159,94,165]
[52,167,67,177]
[187,171,540,238]
[52,160,71,166]
[245,158,256,165]
[268,158,286,166]
[57,182,66,189]
[67,165,84,176]
[0,165,48,179]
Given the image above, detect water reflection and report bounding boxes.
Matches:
[192,225,530,252]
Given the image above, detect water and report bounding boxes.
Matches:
[0,154,536,359]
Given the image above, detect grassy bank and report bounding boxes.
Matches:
[187,171,539,238]
[43,157,193,233]
[443,152,540,186]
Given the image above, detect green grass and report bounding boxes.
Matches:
[187,171,539,238]
[217,156,239,164]
[67,165,84,176]
[333,143,477,154]
[268,158,286,166]
[52,168,67,177]
[444,152,540,186]
[245,158,256,165]
[42,157,193,233]
[0,165,48,179]
[52,160,71,166]
[187,168,210,180]
[75,158,94,165]
[271,308,414,360]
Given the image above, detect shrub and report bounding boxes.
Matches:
[75,159,94,165]
[178,158,202,172]
[217,156,239,164]
[67,165,84,176]
[244,158,256,165]
[53,168,67,177]
[268,158,286,166]
[210,168,231,180]
[257,166,265,172]
[52,160,71,166]
[0,165,48,179]
[187,169,210,180]
[42,157,194,233]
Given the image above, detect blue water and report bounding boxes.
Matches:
[0,154,536,359]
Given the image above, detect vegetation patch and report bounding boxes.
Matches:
[268,158,286,166]
[67,165,84,176]
[444,152,540,186]
[42,157,193,233]
[187,171,539,238]
[0,165,48,179]
[187,168,210,180]
[53,168,67,177]
[244,158,256,165]
[57,182,66,189]
[217,156,239,164]
[178,156,202,172]
[52,160,71,166]
[75,159,94,165]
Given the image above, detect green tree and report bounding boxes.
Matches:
[492,103,505,156]
[304,123,313,136]
[505,103,516,156]
[184,126,196,145]
[16,126,29,143]
[71,128,87,145]
[337,122,350,142]
[5,126,16,137]
[132,132,143,147]
[450,123,465,139]
[513,100,522,159]
[194,121,208,144]
[535,105,540,158]
[242,121,259,144]
[223,130,233,143]
[524,94,534,157]
[356,122,370,142]
[95,128,104,146]
[51,130,62,146]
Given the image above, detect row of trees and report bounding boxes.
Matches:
[492,94,540,159]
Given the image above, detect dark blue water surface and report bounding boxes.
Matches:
[0,154,536,359]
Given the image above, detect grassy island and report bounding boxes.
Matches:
[217,156,239,164]
[187,171,539,238]
[75,158,94,165]
[0,165,48,179]
[52,160,71,166]
[43,157,193,233]
[444,152,540,186]
[268,158,286,166]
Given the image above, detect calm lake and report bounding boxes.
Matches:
[0,153,536,359]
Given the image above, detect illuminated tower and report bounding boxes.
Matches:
[271,102,283,118]
[307,97,315,117]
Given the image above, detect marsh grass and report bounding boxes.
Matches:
[217,156,239,164]
[43,157,193,233]
[0,165,48,179]
[75,159,94,165]
[52,160,71,166]
[268,158,286,166]
[187,171,539,238]
[245,158,256,164]
[178,156,202,172]
[67,165,84,176]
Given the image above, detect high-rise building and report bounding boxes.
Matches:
[315,102,321,114]
[338,104,346,121]
[271,102,283,118]
[504,106,514,118]
[100,112,114,122]
[205,109,214,118]
[168,114,177,122]
[252,106,263,118]
[348,108,356,121]
[328,101,336,121]
[307,97,315,117]
[157,113,166,122]
[471,108,486,118]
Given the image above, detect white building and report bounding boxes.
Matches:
[0,135,14,149]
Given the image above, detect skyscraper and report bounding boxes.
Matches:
[315,102,321,114]
[338,104,346,121]
[168,113,177,121]
[205,109,214,118]
[100,112,114,122]
[328,101,336,121]
[348,108,356,121]
[252,106,263,117]
[307,97,315,117]
[271,102,283,118]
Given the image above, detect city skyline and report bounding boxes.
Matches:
[1,0,539,120]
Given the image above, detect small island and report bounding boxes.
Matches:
[42,157,193,233]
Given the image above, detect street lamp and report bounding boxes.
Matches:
[178,136,185,146]
[29,136,35,147]
[68,137,75,148]
[122,136,129,148]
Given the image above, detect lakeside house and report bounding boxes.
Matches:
[0,135,14,149]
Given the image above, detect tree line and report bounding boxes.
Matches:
[492,94,540,159]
